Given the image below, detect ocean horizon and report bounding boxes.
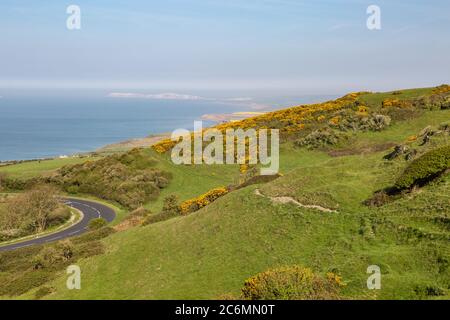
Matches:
[0,92,336,161]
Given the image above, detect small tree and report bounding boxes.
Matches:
[5,185,59,233]
[27,185,60,232]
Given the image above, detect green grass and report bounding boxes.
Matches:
[40,125,449,299]
[0,157,98,179]
[358,87,436,108]
[143,150,240,213]
[2,86,449,300]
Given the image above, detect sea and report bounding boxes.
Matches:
[0,91,335,161]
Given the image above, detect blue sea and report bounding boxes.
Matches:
[0,91,335,161]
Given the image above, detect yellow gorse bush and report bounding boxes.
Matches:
[432,84,450,94]
[241,265,344,300]
[382,98,413,109]
[180,187,229,215]
[152,92,368,154]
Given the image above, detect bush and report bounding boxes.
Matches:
[414,285,446,298]
[48,206,71,227]
[180,187,229,215]
[32,241,74,270]
[338,113,391,132]
[142,195,181,225]
[295,128,347,149]
[364,190,391,207]
[88,218,108,230]
[34,286,54,300]
[394,145,450,190]
[52,148,171,209]
[241,266,344,300]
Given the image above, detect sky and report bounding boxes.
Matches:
[0,0,449,95]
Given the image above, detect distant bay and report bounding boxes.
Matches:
[0,93,335,161]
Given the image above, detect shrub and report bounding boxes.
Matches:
[414,285,446,297]
[382,98,413,109]
[88,218,108,230]
[34,286,54,300]
[52,148,171,209]
[338,114,391,132]
[364,191,391,207]
[295,128,347,149]
[241,266,344,300]
[162,194,181,215]
[48,206,71,227]
[180,187,229,215]
[142,195,181,225]
[32,241,74,269]
[416,90,450,110]
[394,145,450,190]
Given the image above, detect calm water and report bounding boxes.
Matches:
[0,92,335,161]
[0,95,241,161]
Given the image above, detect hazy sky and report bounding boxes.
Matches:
[0,0,449,94]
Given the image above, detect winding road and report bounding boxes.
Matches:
[0,198,116,252]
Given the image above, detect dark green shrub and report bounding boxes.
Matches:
[32,240,74,269]
[88,218,108,230]
[241,266,344,300]
[34,286,54,300]
[414,285,446,297]
[142,195,181,225]
[394,145,450,190]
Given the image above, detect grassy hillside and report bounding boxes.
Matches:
[0,157,98,180]
[2,85,449,300]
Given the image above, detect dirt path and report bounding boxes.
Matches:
[254,189,337,213]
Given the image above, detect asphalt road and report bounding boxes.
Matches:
[0,198,116,252]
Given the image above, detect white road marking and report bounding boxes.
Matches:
[68,200,102,218]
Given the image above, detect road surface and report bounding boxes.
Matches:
[0,198,115,252]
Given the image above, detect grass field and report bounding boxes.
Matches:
[0,157,98,179]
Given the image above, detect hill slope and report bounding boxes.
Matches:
[2,85,449,300]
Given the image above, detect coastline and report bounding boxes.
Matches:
[0,110,265,164]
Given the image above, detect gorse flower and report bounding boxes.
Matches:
[180,187,229,215]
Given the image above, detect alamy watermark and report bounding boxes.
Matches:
[367,5,381,30]
[170,121,279,175]
[66,5,81,30]
[66,265,81,290]
[367,265,381,290]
